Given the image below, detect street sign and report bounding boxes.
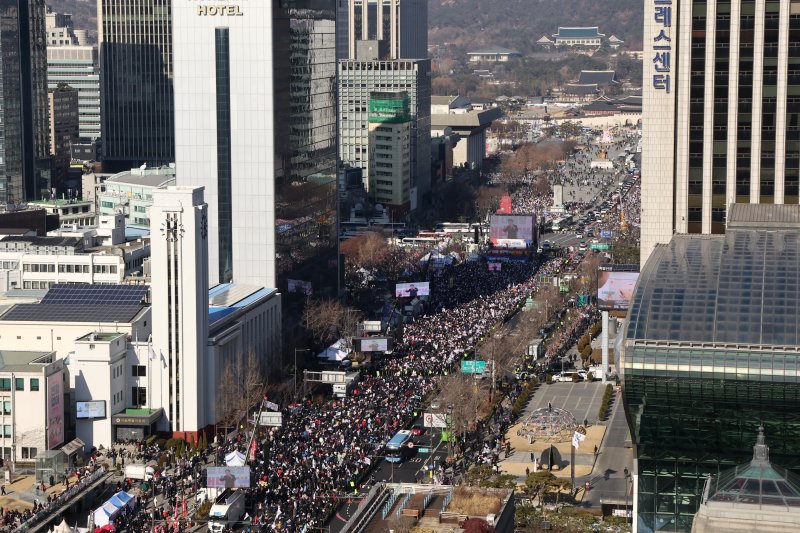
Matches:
[600,230,614,239]
[259,412,283,427]
[423,412,447,428]
[590,242,611,250]
[460,360,486,374]
[418,448,430,453]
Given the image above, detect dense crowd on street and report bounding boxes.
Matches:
[201,254,577,531]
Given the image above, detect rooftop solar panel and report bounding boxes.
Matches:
[41,284,149,306]
[0,304,144,324]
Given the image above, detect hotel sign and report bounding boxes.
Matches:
[652,0,672,93]
[190,0,244,16]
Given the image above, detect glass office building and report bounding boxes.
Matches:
[641,0,800,264]
[0,0,50,203]
[173,1,338,296]
[99,0,174,168]
[621,203,800,532]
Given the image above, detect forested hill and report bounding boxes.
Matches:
[429,0,644,54]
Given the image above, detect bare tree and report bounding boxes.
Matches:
[217,360,242,432]
[438,374,483,443]
[303,299,363,350]
[339,231,388,270]
[241,350,266,416]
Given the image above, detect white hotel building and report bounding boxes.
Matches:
[641,0,800,264]
[173,0,338,292]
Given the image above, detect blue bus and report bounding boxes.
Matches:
[385,430,414,463]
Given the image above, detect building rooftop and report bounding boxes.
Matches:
[0,351,54,373]
[577,70,618,85]
[28,198,92,206]
[431,107,502,129]
[0,304,146,324]
[705,427,800,508]
[583,100,619,112]
[209,284,278,327]
[0,284,149,324]
[467,46,521,55]
[105,170,176,189]
[77,332,126,342]
[431,95,459,106]
[554,27,605,39]
[0,235,82,248]
[628,204,800,346]
[564,83,599,96]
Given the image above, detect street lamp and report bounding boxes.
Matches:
[294,348,310,397]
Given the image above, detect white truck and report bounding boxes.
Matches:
[124,464,154,481]
[333,371,360,398]
[208,489,246,532]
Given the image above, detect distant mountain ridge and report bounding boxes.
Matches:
[429,0,644,54]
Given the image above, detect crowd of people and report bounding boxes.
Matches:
[199,252,576,531]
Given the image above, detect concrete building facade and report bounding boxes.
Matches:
[346,0,427,60]
[368,92,412,211]
[47,46,101,141]
[96,166,176,227]
[641,0,800,264]
[339,59,431,207]
[150,186,208,435]
[173,1,338,294]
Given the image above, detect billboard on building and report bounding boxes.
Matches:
[207,466,251,488]
[598,271,640,311]
[47,371,65,449]
[395,282,429,298]
[489,214,535,248]
[355,337,391,352]
[287,279,313,295]
[76,401,107,419]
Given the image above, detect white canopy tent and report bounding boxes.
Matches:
[93,501,121,527]
[225,450,246,466]
[316,339,350,362]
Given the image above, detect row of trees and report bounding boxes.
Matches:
[465,464,573,512]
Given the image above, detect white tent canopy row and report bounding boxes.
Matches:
[92,492,136,527]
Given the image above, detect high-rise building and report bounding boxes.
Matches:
[337,0,350,60]
[173,2,338,295]
[47,45,100,142]
[98,0,174,169]
[339,59,432,208]
[368,92,412,212]
[48,86,80,191]
[0,0,51,203]
[45,6,76,46]
[347,0,428,60]
[622,203,800,532]
[641,0,800,264]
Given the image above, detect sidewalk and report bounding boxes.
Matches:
[0,473,77,510]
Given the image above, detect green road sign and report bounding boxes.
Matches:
[461,360,487,374]
[590,242,611,250]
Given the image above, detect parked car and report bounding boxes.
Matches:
[554,371,579,382]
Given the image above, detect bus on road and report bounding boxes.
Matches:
[385,429,414,463]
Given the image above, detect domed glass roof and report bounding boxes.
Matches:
[706,427,800,508]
